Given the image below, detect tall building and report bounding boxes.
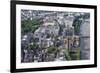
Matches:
[80,19,90,60]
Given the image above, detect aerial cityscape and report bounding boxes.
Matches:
[21,10,90,63]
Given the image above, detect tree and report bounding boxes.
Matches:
[72,16,82,35]
[28,42,38,50]
[47,45,59,54]
[64,49,71,60]
[69,48,80,60]
[21,19,41,35]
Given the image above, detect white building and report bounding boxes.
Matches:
[64,15,75,27]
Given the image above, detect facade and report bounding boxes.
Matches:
[80,19,90,59]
